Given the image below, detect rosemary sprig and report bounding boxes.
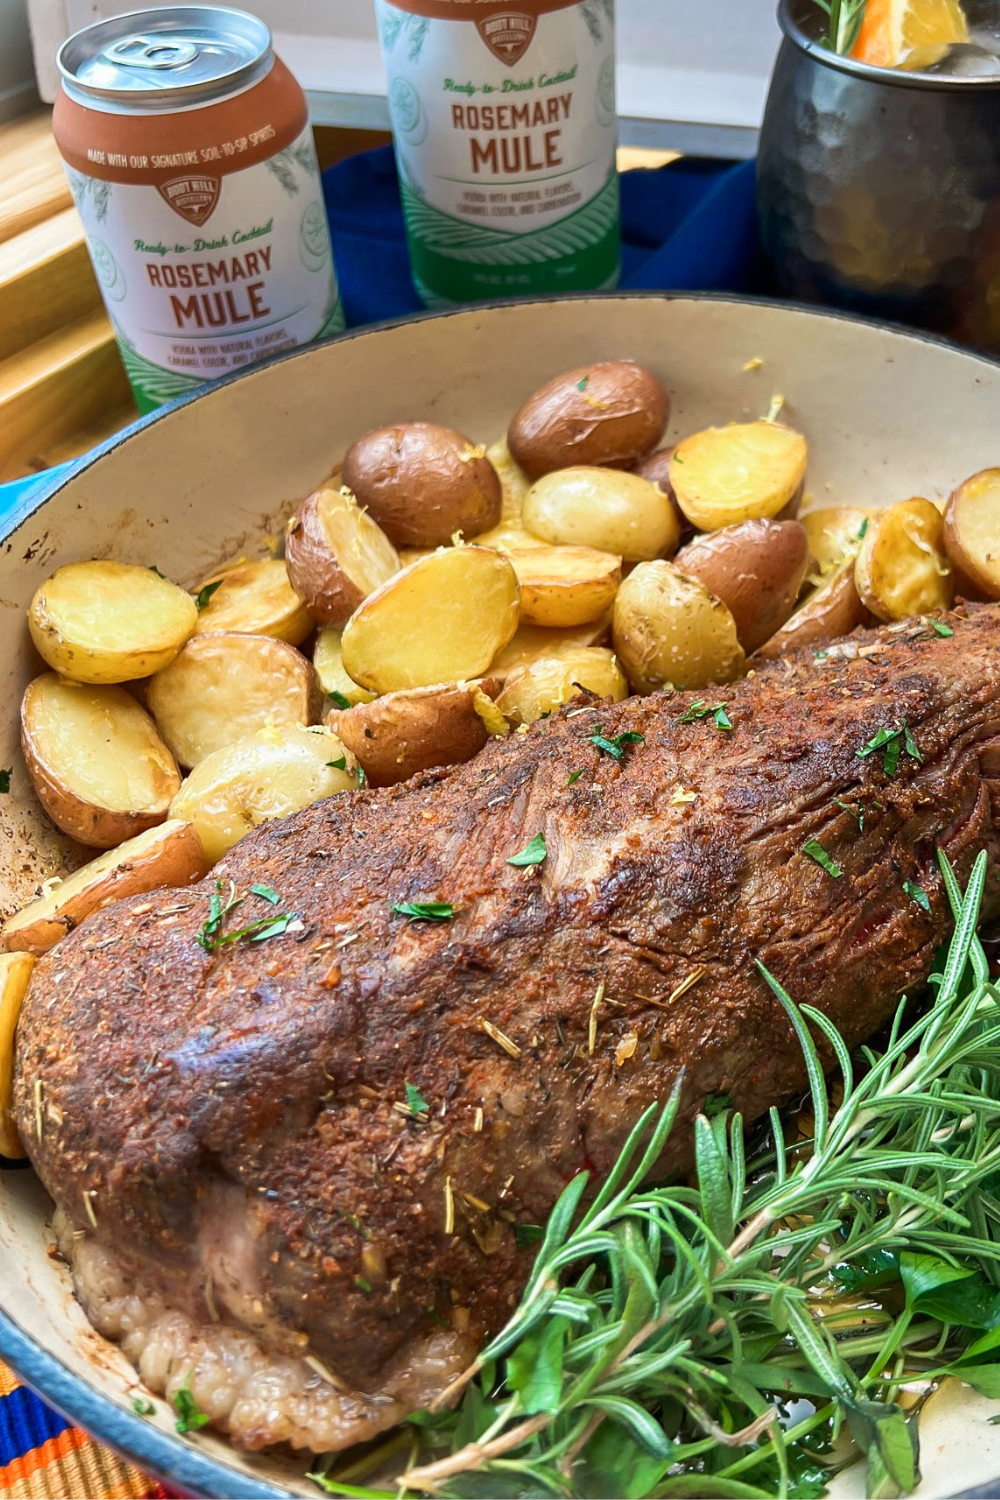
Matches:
[812,0,869,54]
[313,852,1000,1500]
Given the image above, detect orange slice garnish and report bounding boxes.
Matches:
[851,0,968,68]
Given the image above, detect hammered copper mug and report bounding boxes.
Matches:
[757,0,1000,351]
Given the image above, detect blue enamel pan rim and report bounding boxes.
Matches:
[2,290,1000,1500]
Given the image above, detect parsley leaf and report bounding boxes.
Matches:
[250,883,280,905]
[835,798,866,834]
[567,769,584,786]
[327,757,347,771]
[589,729,645,762]
[0,768,11,794]
[173,1380,209,1434]
[713,705,732,731]
[132,1397,155,1417]
[196,880,243,951]
[196,882,299,950]
[354,1275,372,1293]
[405,1081,429,1116]
[673,451,685,464]
[704,1091,733,1119]
[929,620,954,637]
[328,691,351,711]
[903,724,922,764]
[507,833,547,868]
[857,517,869,541]
[802,839,843,878]
[195,579,224,612]
[679,701,730,729]
[392,902,455,923]
[904,880,932,913]
[576,375,589,392]
[148,565,166,579]
[857,723,921,777]
[514,1223,545,1248]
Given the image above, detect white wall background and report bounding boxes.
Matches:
[24,0,781,155]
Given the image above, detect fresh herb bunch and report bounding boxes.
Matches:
[311,852,1000,1500]
[813,0,868,53]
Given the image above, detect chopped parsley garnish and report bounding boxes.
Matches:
[857,723,922,777]
[507,833,547,868]
[195,579,223,611]
[929,620,954,637]
[567,769,584,786]
[196,880,242,950]
[328,691,351,711]
[148,565,166,579]
[673,451,684,464]
[704,1091,733,1119]
[0,768,10,794]
[713,705,732,731]
[405,1081,430,1116]
[196,881,299,950]
[904,880,932,913]
[514,1223,545,1248]
[857,517,869,540]
[250,883,280,905]
[802,839,843,878]
[835,798,866,834]
[576,375,589,392]
[589,728,645,762]
[392,902,455,923]
[327,757,347,771]
[354,1275,372,1294]
[132,1397,155,1417]
[678,700,731,728]
[173,1380,209,1434]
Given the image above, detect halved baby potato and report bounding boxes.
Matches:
[22,675,180,849]
[612,562,746,694]
[489,615,613,682]
[522,467,679,562]
[801,507,875,578]
[855,497,954,621]
[486,436,533,524]
[171,724,359,864]
[471,522,548,553]
[341,546,520,694]
[670,422,808,532]
[944,469,1000,600]
[313,627,376,706]
[285,484,400,627]
[505,545,622,628]
[1,821,207,957]
[147,633,323,769]
[754,558,870,659]
[0,952,36,1159]
[192,559,314,645]
[331,681,505,787]
[495,647,628,727]
[674,520,809,655]
[28,561,197,684]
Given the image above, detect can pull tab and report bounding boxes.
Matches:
[103,35,200,71]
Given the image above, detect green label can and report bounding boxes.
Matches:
[376,0,621,307]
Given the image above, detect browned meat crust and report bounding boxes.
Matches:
[14,605,1000,1403]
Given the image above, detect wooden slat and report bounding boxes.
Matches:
[0,207,102,363]
[0,109,73,246]
[0,311,133,483]
[24,401,139,472]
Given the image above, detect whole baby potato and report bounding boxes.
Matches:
[674,519,810,654]
[332,680,503,787]
[523,467,679,562]
[612,562,745,694]
[508,361,669,480]
[633,446,695,547]
[342,423,502,548]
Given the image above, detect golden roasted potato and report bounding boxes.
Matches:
[495,647,628,726]
[342,423,502,547]
[471,522,547,552]
[632,446,695,546]
[1,821,207,957]
[754,559,870,659]
[855,497,954,621]
[192,559,313,644]
[490,616,613,682]
[944,469,1000,600]
[522,467,679,562]
[285,484,400,627]
[341,546,520,694]
[28,561,197,684]
[508,361,669,479]
[671,422,808,532]
[331,681,505,787]
[675,520,809,654]
[171,724,359,864]
[0,952,36,1159]
[505,545,622,628]
[801,507,875,577]
[313,626,376,707]
[612,561,745,694]
[147,633,323,769]
[486,435,532,524]
[21,675,180,849]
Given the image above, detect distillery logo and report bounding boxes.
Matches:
[476,12,537,65]
[158,174,221,226]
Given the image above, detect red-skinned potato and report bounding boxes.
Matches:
[944,469,1000,601]
[632,446,695,547]
[285,484,400,627]
[754,558,871,659]
[329,680,505,787]
[508,361,669,480]
[674,520,810,655]
[342,423,502,547]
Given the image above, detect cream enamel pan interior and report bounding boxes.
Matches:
[3,295,1000,1500]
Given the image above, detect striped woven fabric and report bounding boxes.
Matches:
[0,1360,165,1500]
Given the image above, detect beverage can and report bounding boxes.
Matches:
[376,0,621,307]
[53,7,344,415]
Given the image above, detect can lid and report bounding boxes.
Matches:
[57,6,273,113]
